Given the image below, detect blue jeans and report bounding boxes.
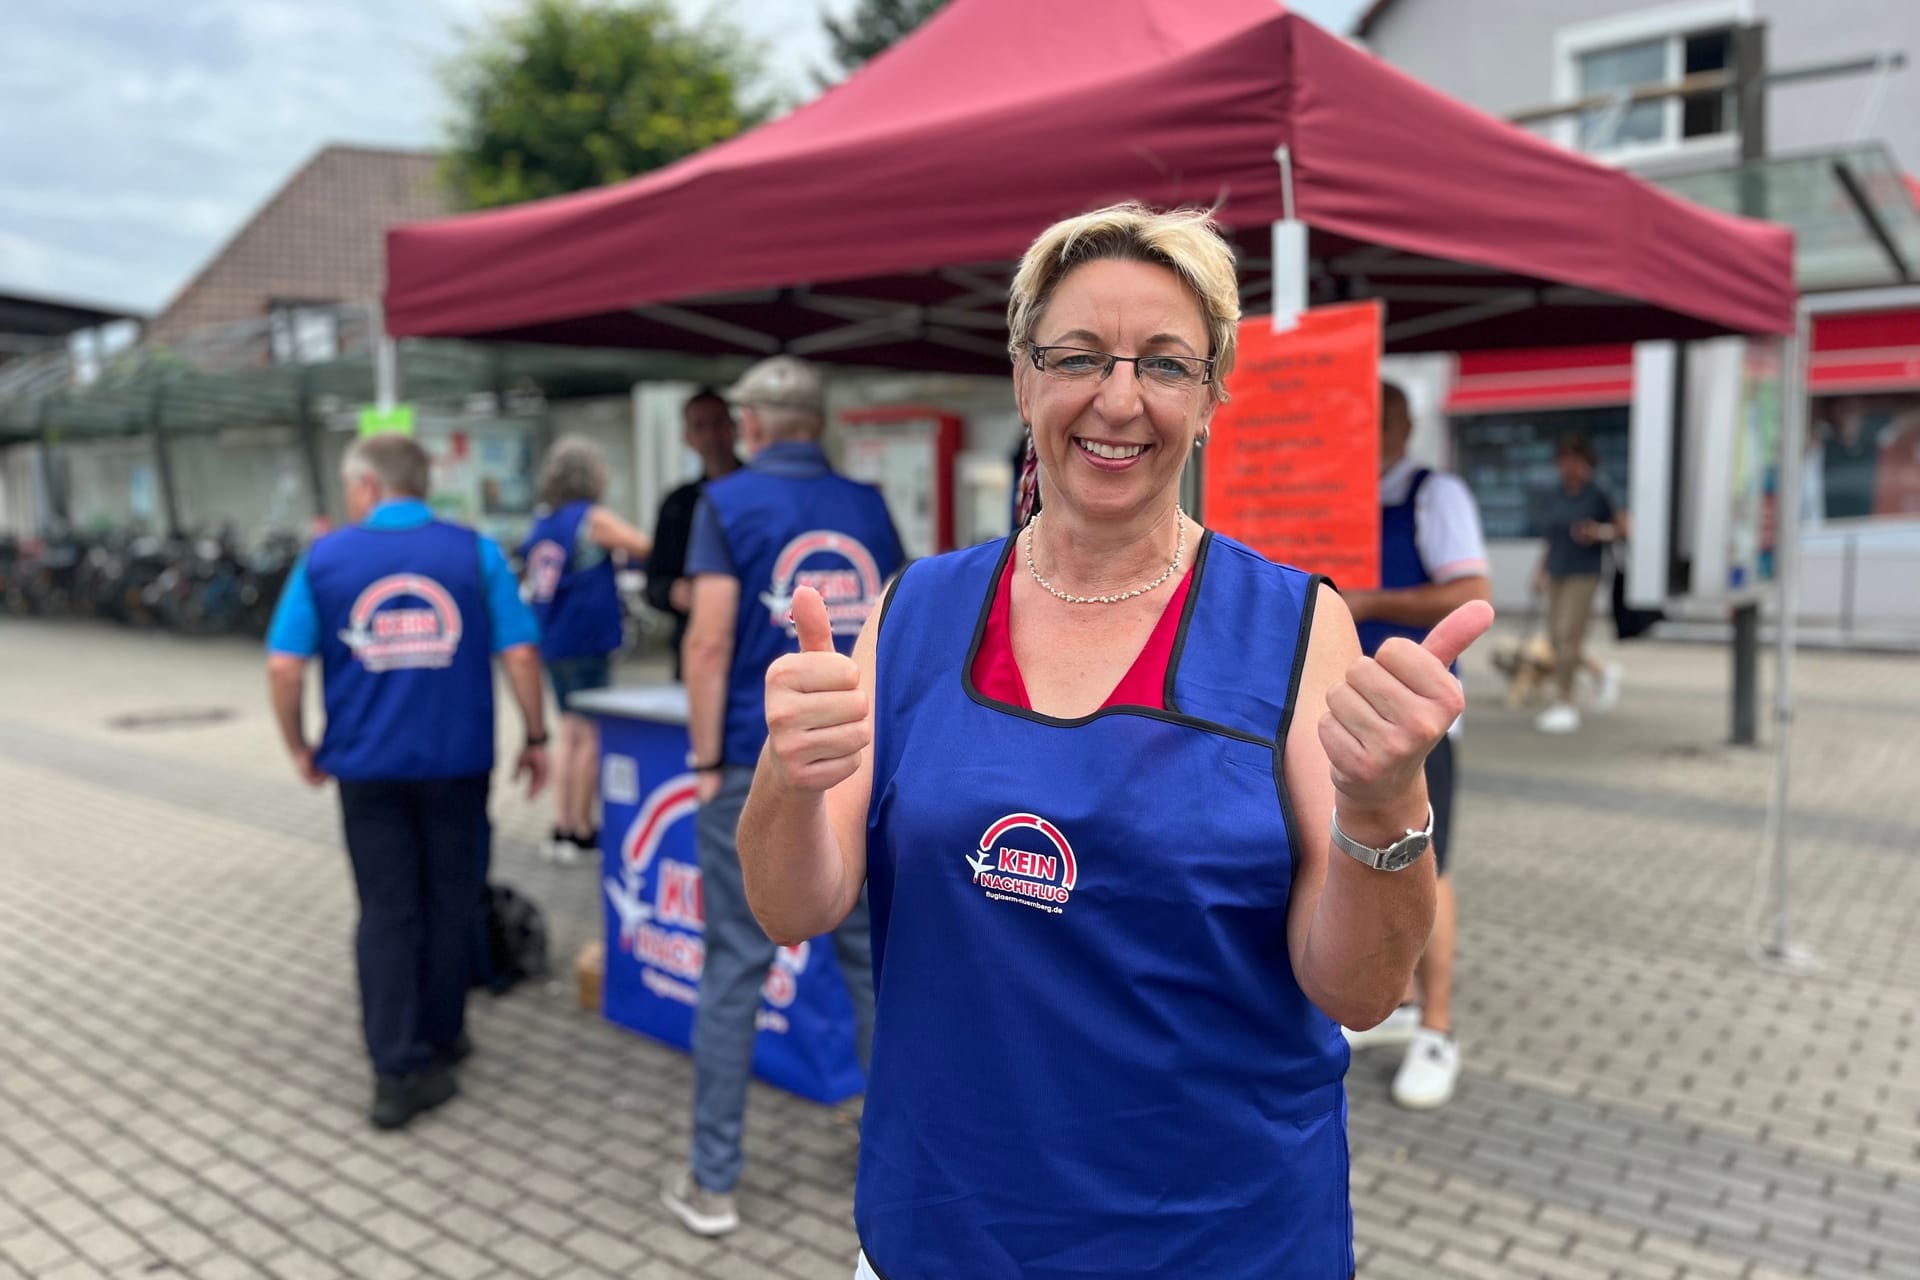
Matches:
[691,765,876,1192]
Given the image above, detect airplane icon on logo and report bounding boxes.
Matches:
[605,870,652,944]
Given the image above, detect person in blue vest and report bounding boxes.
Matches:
[663,354,905,1238]
[736,204,1494,1279]
[1340,381,1492,1113]
[522,435,655,864]
[265,434,549,1131]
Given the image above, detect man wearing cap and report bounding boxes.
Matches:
[265,434,549,1131]
[664,356,905,1236]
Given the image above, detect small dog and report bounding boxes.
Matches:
[1488,628,1558,709]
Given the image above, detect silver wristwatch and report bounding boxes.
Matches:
[1330,804,1434,872]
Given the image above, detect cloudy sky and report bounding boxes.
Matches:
[0,0,1369,318]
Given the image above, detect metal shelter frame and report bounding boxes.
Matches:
[0,304,743,535]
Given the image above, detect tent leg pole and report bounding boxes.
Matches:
[375,338,401,412]
[372,304,401,413]
[1754,305,1815,975]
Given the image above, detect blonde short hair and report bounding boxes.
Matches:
[1007,202,1241,401]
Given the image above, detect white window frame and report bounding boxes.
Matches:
[1553,0,1753,167]
[269,302,341,366]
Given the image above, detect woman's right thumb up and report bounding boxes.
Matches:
[791,586,835,653]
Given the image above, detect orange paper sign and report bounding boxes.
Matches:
[1203,302,1382,589]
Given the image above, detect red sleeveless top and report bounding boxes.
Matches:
[971,553,1193,711]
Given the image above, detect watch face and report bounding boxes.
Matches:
[1380,834,1430,872]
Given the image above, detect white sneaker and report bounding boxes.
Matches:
[662,1169,739,1237]
[538,836,580,866]
[1392,1028,1461,1110]
[1592,663,1623,712]
[1342,1003,1421,1052]
[1535,701,1581,734]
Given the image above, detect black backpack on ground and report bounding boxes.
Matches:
[480,883,549,994]
[1611,563,1664,641]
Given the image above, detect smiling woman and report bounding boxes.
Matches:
[735,202,1494,1279]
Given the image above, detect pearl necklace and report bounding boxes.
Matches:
[1024,508,1186,605]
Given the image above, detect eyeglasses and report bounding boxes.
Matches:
[1028,344,1214,390]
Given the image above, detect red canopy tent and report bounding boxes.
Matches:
[384,0,1795,365]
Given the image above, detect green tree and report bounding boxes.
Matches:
[822,0,948,78]
[441,0,770,210]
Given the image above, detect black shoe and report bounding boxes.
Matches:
[434,1031,473,1068]
[370,1075,414,1130]
[411,1063,458,1116]
[570,829,600,853]
[368,1065,459,1131]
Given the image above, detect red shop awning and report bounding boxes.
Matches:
[1445,344,1636,414]
[1810,307,1920,394]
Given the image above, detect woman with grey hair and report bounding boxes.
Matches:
[521,435,653,862]
[738,203,1493,1276]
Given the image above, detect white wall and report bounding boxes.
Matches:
[64,438,155,533]
[1756,0,1920,168]
[1363,0,1920,173]
[0,446,43,537]
[170,429,313,534]
[548,395,640,521]
[1379,353,1457,471]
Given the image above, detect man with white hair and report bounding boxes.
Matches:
[266,434,549,1130]
[666,356,904,1236]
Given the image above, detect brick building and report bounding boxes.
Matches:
[146,145,448,349]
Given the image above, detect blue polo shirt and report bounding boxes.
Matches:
[267,499,539,657]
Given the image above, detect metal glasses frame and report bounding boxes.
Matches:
[1026,343,1215,387]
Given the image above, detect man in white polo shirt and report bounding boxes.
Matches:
[1342,381,1491,1110]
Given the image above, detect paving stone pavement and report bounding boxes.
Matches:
[1,617,1916,1279]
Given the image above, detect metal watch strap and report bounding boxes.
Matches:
[1329,803,1434,871]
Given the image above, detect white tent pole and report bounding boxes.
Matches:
[372,303,401,412]
[1271,146,1305,333]
[1756,302,1814,972]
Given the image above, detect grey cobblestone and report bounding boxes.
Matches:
[3,620,1919,1277]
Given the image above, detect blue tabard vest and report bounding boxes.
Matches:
[1356,468,1433,658]
[703,462,902,766]
[859,533,1353,1279]
[306,520,495,782]
[521,500,622,662]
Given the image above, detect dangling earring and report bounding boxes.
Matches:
[1194,430,1209,449]
[1014,424,1040,528]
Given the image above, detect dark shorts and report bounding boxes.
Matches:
[548,654,611,713]
[1426,733,1456,876]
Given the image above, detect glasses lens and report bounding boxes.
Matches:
[1037,347,1109,379]
[1137,356,1208,387]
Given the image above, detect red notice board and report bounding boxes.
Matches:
[1203,301,1382,590]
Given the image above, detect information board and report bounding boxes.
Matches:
[1203,302,1383,589]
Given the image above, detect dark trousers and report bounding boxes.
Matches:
[337,774,491,1078]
